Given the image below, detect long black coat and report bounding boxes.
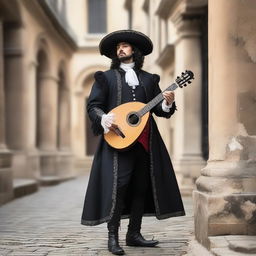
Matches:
[81,68,185,226]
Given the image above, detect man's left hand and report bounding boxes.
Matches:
[163,91,175,105]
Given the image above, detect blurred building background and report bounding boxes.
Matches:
[0,0,255,253]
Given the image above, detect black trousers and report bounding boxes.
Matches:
[118,142,150,188]
[112,142,150,231]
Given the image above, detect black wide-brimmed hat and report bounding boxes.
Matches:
[99,30,153,58]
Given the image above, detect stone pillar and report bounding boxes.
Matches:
[4,26,25,150]
[26,62,38,150]
[58,87,71,151]
[0,20,6,150]
[194,0,256,248]
[20,61,40,179]
[0,19,13,205]
[57,84,73,179]
[37,75,58,151]
[4,26,40,179]
[37,74,60,178]
[173,17,205,194]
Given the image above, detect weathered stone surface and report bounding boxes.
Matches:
[13,178,38,198]
[0,152,13,206]
[208,235,256,256]
[186,239,215,256]
[194,190,256,249]
[227,236,256,253]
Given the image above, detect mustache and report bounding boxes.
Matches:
[118,54,133,62]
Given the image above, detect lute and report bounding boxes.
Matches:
[104,70,194,150]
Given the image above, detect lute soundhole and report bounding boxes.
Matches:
[127,112,141,126]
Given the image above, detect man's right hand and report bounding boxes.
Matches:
[101,113,115,134]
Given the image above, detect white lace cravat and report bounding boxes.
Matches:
[120,62,139,89]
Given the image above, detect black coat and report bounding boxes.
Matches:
[81,68,185,226]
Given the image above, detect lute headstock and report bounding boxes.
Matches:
[175,70,194,88]
[165,70,194,92]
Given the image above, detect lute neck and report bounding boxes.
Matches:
[137,82,178,117]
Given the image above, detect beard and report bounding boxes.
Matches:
[118,54,133,62]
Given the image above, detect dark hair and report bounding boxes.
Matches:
[110,44,145,70]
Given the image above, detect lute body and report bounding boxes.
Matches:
[104,102,149,150]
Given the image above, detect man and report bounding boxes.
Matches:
[81,30,185,255]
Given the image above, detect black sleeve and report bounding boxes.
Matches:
[151,74,177,118]
[86,71,109,136]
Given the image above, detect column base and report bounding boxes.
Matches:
[0,151,13,205]
[174,154,206,195]
[193,189,256,249]
[74,156,93,176]
[39,151,74,184]
[12,150,40,179]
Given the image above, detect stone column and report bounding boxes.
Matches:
[0,19,13,205]
[57,85,73,179]
[173,17,205,194]
[4,26,25,150]
[26,61,38,150]
[20,61,41,179]
[58,88,71,151]
[37,74,59,178]
[194,0,256,248]
[37,74,58,151]
[0,20,6,150]
[4,26,40,179]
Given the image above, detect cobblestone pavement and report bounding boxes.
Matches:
[0,175,194,256]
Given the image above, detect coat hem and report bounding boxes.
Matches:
[81,210,185,226]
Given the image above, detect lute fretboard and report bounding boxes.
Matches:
[137,83,178,117]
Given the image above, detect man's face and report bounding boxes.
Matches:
[116,42,134,62]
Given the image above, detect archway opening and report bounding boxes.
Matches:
[57,67,71,151]
[36,49,50,150]
[83,75,100,156]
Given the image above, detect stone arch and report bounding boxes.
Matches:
[74,65,107,94]
[36,48,49,150]
[34,34,52,72]
[72,65,107,157]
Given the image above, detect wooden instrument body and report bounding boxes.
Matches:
[104,102,150,150]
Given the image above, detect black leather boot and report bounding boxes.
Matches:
[126,231,159,247]
[107,185,128,255]
[126,199,159,247]
[107,223,125,255]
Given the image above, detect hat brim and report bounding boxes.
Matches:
[99,30,153,58]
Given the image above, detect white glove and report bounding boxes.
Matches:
[101,113,115,134]
[162,99,173,112]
